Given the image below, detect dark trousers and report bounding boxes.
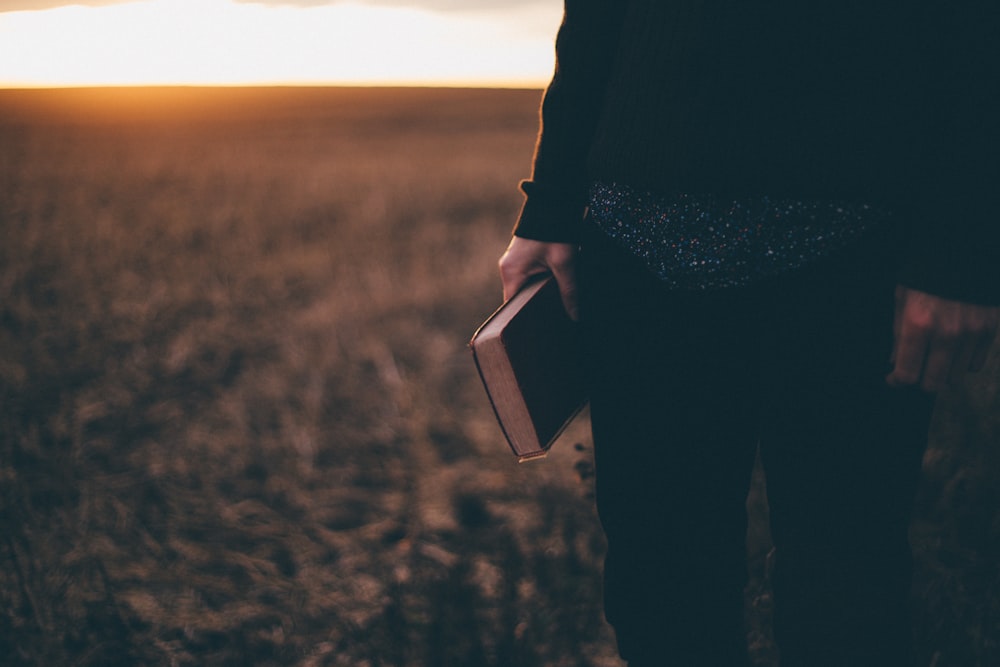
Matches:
[579,223,936,667]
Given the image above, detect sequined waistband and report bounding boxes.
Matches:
[587,181,889,290]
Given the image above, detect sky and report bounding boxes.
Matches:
[0,0,561,87]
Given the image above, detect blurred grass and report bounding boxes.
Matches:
[0,87,997,667]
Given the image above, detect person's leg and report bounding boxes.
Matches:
[580,225,759,667]
[757,235,936,667]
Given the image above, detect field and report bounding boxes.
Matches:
[0,87,998,667]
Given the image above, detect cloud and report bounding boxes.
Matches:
[234,0,545,12]
[0,0,138,12]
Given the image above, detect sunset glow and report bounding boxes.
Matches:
[0,0,560,87]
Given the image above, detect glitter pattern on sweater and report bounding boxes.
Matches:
[587,181,888,291]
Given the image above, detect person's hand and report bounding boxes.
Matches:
[498,236,579,320]
[886,285,1000,392]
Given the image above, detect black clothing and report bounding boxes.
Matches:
[580,222,935,666]
[512,3,998,663]
[516,1,999,305]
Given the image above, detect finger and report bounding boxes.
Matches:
[499,253,545,302]
[556,280,579,321]
[946,318,996,380]
[501,267,545,302]
[889,285,906,365]
[951,307,999,375]
[886,317,931,388]
[549,259,579,321]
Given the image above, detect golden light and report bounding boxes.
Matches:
[0,0,560,87]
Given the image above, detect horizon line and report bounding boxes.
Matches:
[0,80,548,91]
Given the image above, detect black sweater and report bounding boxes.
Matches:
[514,0,999,305]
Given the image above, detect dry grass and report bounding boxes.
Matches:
[0,87,997,667]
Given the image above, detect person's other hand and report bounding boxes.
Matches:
[498,236,579,320]
[886,285,1000,392]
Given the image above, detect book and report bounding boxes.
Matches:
[470,276,588,462]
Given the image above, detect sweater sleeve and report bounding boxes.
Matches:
[896,3,1000,306]
[512,0,627,243]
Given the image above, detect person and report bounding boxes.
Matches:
[498,3,999,666]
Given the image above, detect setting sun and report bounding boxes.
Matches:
[0,0,560,87]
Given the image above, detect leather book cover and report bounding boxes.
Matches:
[470,276,587,461]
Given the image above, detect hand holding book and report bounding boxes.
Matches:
[499,236,580,321]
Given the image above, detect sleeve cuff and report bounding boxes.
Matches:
[511,180,588,243]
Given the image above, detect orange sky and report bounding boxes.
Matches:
[0,0,560,87]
